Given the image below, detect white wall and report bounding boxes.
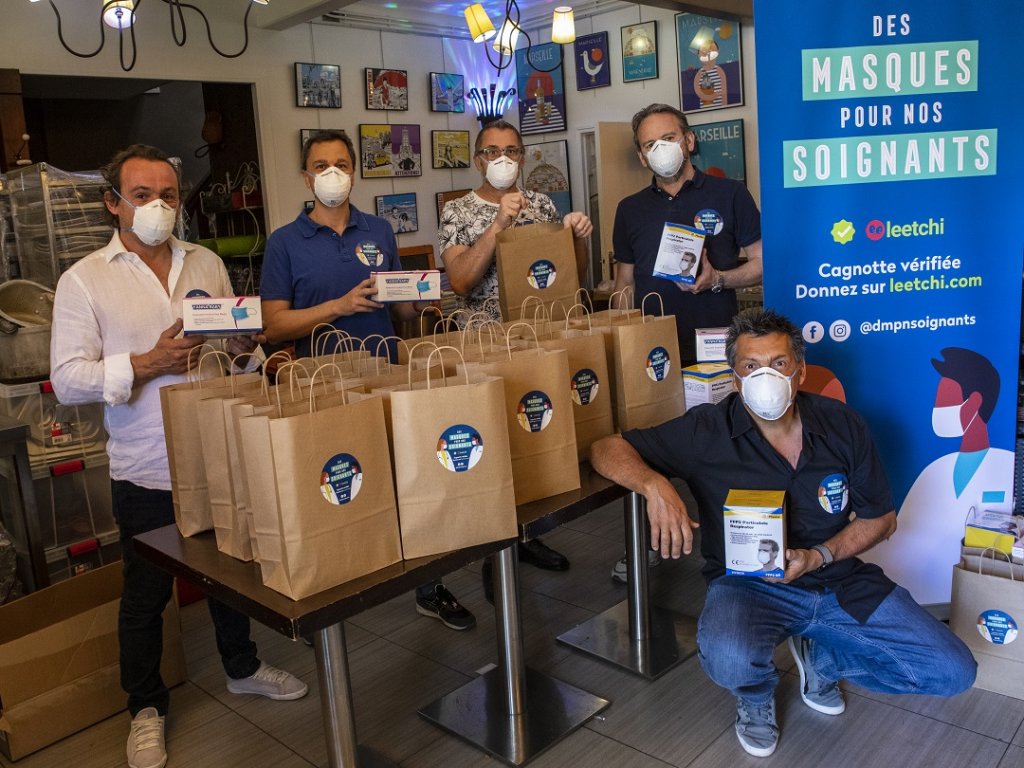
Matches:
[0,3,760,248]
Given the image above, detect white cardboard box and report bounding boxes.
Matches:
[724,489,786,577]
[182,297,262,336]
[372,270,441,302]
[683,363,734,408]
[696,327,729,362]
[652,223,705,285]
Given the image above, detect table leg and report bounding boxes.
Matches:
[418,544,609,766]
[315,623,397,768]
[556,491,698,679]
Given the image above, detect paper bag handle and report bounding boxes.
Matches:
[258,350,294,401]
[504,322,539,357]
[520,296,543,319]
[574,288,594,314]
[273,361,313,414]
[564,302,592,333]
[423,345,468,389]
[462,319,501,356]
[311,323,347,357]
[976,546,1017,580]
[184,343,219,383]
[640,291,665,322]
[194,349,233,389]
[548,299,569,322]
[309,363,346,413]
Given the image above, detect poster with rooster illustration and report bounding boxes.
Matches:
[574,31,611,91]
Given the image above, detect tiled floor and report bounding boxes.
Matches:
[6,499,1024,768]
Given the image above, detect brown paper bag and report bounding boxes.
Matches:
[610,295,686,431]
[538,311,615,459]
[387,348,517,559]
[160,350,263,537]
[495,222,579,322]
[238,377,401,600]
[950,551,1024,698]
[467,340,580,505]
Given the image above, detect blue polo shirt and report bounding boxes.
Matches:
[612,169,760,362]
[261,207,401,358]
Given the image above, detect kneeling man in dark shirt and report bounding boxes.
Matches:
[590,307,976,758]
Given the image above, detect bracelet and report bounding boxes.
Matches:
[710,271,727,293]
[810,543,834,570]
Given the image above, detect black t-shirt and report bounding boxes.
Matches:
[623,391,897,622]
[612,170,761,362]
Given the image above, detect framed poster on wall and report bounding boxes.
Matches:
[376,192,418,234]
[431,130,471,169]
[621,21,658,82]
[516,42,567,135]
[522,140,572,217]
[358,124,422,178]
[429,72,465,112]
[692,118,745,181]
[365,68,409,110]
[295,63,341,108]
[676,13,744,113]
[574,31,611,90]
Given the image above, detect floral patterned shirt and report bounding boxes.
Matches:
[437,189,559,323]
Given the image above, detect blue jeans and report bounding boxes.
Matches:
[697,576,976,704]
[113,481,260,716]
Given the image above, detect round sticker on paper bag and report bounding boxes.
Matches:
[571,369,600,406]
[320,453,363,505]
[527,259,557,289]
[437,424,484,472]
[646,346,670,382]
[977,610,1018,645]
[516,391,553,432]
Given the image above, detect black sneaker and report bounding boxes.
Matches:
[415,584,476,631]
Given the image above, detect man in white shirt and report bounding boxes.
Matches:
[51,145,306,768]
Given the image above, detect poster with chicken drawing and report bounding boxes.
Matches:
[574,31,611,91]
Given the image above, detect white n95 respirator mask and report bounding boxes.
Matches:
[485,156,520,190]
[645,139,686,179]
[115,191,177,247]
[740,367,797,421]
[310,167,352,208]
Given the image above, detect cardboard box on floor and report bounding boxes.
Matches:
[0,562,187,761]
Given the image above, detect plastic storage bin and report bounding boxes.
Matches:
[29,447,114,553]
[0,380,106,458]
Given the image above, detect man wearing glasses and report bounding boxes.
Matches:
[437,120,593,575]
[438,119,593,323]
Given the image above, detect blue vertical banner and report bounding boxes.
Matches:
[755,1,1024,605]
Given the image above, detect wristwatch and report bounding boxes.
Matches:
[710,271,726,293]
[811,543,834,569]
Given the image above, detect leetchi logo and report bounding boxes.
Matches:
[865,220,885,241]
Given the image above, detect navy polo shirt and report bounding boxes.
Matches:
[612,170,761,362]
[623,391,897,622]
[261,207,401,358]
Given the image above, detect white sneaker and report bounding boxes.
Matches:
[127,707,166,768]
[610,550,663,584]
[226,661,308,700]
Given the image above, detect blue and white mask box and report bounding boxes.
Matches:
[182,297,262,336]
[652,222,705,285]
[695,327,729,362]
[724,489,787,578]
[683,363,734,408]
[371,270,441,302]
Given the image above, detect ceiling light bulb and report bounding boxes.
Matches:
[551,7,575,44]
[102,0,135,29]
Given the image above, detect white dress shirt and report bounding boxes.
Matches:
[50,233,235,490]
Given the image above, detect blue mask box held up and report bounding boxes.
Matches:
[371,270,441,302]
[182,296,262,336]
[724,489,787,578]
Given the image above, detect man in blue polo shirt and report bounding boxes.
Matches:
[261,129,475,632]
[612,103,763,365]
[608,103,764,584]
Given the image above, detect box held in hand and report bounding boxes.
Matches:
[724,489,786,577]
[652,223,705,285]
[182,296,262,336]
[683,362,735,408]
[371,270,441,302]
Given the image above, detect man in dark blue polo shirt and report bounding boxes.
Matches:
[590,308,975,758]
[611,103,762,365]
[261,130,475,632]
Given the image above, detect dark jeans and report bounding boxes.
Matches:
[112,480,260,716]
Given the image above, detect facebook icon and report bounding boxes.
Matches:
[802,320,824,343]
